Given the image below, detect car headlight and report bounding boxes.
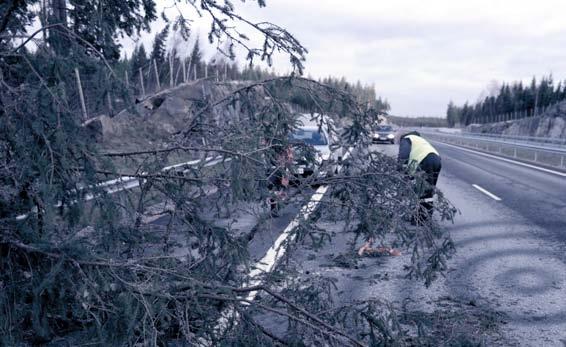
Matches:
[387,134,394,139]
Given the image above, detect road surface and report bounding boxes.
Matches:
[147,139,566,345]
[432,140,566,238]
[276,140,566,345]
[429,140,566,345]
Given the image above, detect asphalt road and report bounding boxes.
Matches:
[278,140,566,346]
[429,140,566,345]
[431,140,566,241]
[148,139,566,345]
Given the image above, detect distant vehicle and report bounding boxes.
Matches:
[372,125,396,144]
[290,115,341,178]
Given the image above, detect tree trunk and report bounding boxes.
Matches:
[48,0,68,55]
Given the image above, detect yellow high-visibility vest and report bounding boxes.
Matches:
[405,135,438,174]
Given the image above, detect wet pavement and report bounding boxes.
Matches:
[278,140,566,345]
[431,140,566,345]
[148,139,566,345]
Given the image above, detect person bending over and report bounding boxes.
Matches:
[397,131,442,223]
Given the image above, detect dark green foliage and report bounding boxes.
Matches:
[0,67,455,345]
[318,76,391,115]
[189,38,204,78]
[172,14,192,41]
[447,75,566,126]
[260,76,390,118]
[151,25,170,65]
[389,115,448,128]
[0,1,456,346]
[0,0,39,41]
[66,0,157,60]
[0,2,309,344]
[130,44,149,77]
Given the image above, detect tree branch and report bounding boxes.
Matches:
[0,0,24,36]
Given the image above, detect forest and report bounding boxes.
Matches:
[447,75,566,127]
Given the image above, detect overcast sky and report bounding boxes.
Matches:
[124,0,566,117]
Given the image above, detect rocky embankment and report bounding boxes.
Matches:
[84,80,260,152]
[466,100,566,138]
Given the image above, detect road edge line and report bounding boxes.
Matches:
[209,148,353,344]
[472,184,502,201]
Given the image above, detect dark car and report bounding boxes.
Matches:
[372,125,396,144]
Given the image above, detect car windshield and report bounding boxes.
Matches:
[376,125,393,132]
[291,129,328,145]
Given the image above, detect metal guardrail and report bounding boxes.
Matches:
[422,131,566,171]
[461,132,566,150]
[423,131,566,154]
[93,155,226,195]
[15,156,226,221]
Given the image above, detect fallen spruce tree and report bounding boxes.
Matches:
[0,1,456,345]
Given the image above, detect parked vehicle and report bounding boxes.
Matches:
[372,125,396,144]
[290,115,341,179]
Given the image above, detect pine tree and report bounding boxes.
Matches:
[130,44,149,77]
[189,38,203,78]
[448,74,566,125]
[151,24,170,65]
[539,75,553,107]
[0,0,39,40]
[446,101,456,127]
[46,0,158,60]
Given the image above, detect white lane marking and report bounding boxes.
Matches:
[472,184,502,201]
[246,184,328,294]
[432,141,566,178]
[211,148,352,341]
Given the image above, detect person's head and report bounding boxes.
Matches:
[400,130,421,139]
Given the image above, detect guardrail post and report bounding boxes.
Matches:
[561,155,564,168]
[534,151,538,162]
[513,148,517,158]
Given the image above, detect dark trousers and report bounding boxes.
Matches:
[267,169,285,212]
[417,153,442,218]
